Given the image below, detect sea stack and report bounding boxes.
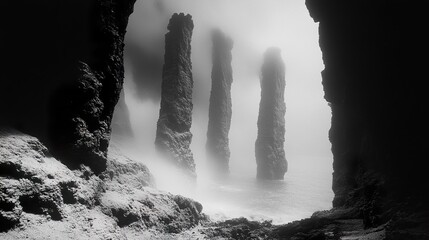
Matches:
[255,48,287,180]
[155,13,195,176]
[206,29,234,175]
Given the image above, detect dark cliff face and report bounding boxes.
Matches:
[155,13,195,176]
[255,48,287,180]
[0,0,136,173]
[206,29,234,175]
[306,0,429,230]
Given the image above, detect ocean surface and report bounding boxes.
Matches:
[143,154,334,225]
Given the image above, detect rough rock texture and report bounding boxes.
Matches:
[269,209,388,240]
[255,48,287,180]
[111,89,134,138]
[101,148,204,234]
[200,218,273,240]
[206,29,234,175]
[155,13,196,175]
[0,0,136,174]
[0,128,104,233]
[198,210,386,240]
[0,129,204,238]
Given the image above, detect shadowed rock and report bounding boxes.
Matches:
[206,29,234,175]
[0,0,137,174]
[255,48,287,180]
[302,0,429,238]
[155,13,195,176]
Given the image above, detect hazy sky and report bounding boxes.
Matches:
[121,0,332,176]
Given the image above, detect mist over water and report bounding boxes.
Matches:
[117,137,333,224]
[115,0,334,224]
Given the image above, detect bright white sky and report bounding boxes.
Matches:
[123,0,332,176]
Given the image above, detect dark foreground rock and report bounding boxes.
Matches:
[198,209,387,240]
[255,48,287,180]
[206,29,234,175]
[0,0,136,174]
[303,0,429,238]
[155,13,196,176]
[201,207,429,239]
[200,218,273,240]
[0,128,204,239]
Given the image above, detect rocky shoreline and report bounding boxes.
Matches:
[4,128,420,240]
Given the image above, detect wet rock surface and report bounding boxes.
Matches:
[255,48,287,180]
[206,29,234,175]
[0,129,204,238]
[155,13,196,176]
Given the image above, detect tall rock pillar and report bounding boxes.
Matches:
[206,29,234,175]
[255,48,287,180]
[155,13,195,176]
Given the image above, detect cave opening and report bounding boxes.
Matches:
[112,0,333,224]
[0,0,426,238]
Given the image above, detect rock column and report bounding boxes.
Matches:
[206,29,234,175]
[155,13,195,176]
[255,48,287,180]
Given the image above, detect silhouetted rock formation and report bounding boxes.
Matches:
[255,48,287,180]
[206,29,234,175]
[0,0,136,174]
[155,13,195,175]
[112,89,133,138]
[283,0,429,238]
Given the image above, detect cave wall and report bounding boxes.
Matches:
[306,0,429,225]
[0,0,136,173]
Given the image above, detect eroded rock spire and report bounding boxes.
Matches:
[206,29,234,175]
[255,48,287,180]
[155,13,195,176]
